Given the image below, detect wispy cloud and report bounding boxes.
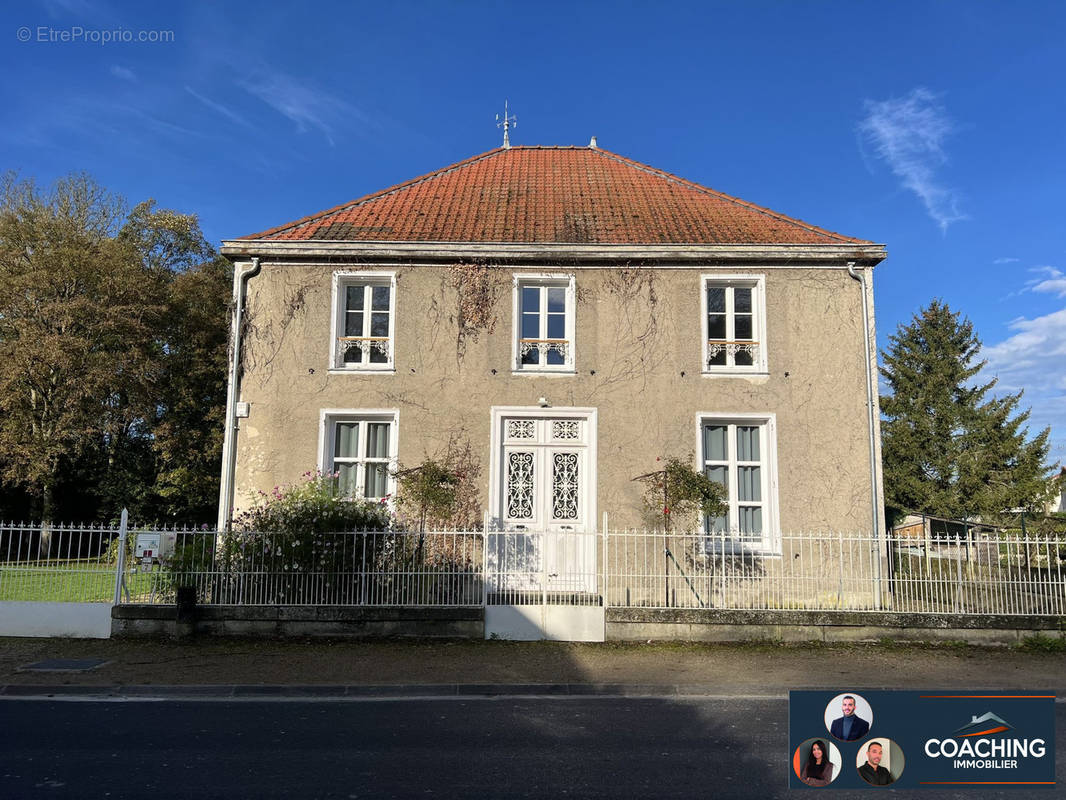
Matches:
[185,86,252,129]
[1025,266,1066,298]
[110,65,136,82]
[859,88,965,232]
[994,257,1020,265]
[237,69,371,146]
[983,307,1066,459]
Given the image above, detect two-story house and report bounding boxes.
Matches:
[218,143,886,559]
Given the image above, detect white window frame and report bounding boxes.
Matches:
[330,271,397,372]
[318,409,399,503]
[695,412,780,554]
[511,273,576,374]
[700,274,768,376]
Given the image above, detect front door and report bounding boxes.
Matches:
[486,410,603,641]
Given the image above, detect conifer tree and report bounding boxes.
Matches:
[879,300,1054,520]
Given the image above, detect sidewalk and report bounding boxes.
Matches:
[1,637,1064,694]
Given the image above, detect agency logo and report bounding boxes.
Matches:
[925,711,1046,768]
[954,712,1011,738]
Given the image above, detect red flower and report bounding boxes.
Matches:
[663,507,670,514]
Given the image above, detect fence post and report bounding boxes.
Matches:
[601,512,608,609]
[112,508,129,605]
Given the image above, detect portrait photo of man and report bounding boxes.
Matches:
[829,694,870,741]
[857,741,899,786]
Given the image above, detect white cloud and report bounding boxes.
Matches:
[185,86,251,129]
[993,257,1019,264]
[238,70,365,146]
[109,65,136,82]
[859,88,966,232]
[1025,266,1066,298]
[982,307,1066,458]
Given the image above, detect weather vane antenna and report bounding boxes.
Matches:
[496,100,517,149]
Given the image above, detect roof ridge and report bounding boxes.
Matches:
[587,147,865,244]
[239,148,507,240]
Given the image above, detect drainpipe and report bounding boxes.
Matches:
[216,257,262,532]
[848,261,883,609]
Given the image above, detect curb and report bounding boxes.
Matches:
[0,683,791,700]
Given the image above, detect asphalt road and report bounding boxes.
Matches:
[1,696,1062,799]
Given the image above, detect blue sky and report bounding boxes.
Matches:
[3,0,1064,462]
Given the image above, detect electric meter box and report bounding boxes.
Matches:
[134,532,176,559]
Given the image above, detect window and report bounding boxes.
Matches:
[320,412,398,500]
[701,275,767,374]
[331,272,395,370]
[700,415,779,551]
[513,275,575,372]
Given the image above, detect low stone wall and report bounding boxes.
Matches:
[113,604,1063,644]
[607,608,1066,645]
[112,605,484,639]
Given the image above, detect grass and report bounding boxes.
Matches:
[0,561,156,602]
[1016,633,1066,654]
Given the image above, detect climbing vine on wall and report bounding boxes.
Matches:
[449,260,504,365]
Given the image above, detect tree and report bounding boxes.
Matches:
[0,173,228,522]
[879,300,1055,521]
[0,173,165,520]
[152,255,231,521]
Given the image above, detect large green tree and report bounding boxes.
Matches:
[0,173,229,522]
[879,300,1054,520]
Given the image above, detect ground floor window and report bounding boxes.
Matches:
[700,414,779,551]
[320,411,398,500]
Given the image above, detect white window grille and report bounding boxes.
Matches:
[321,412,398,500]
[513,275,576,372]
[700,415,779,552]
[701,275,767,374]
[332,272,396,370]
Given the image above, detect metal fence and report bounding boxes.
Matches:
[606,529,1066,615]
[4,518,1064,617]
[119,528,484,607]
[0,519,122,603]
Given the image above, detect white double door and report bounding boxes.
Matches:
[497,413,594,592]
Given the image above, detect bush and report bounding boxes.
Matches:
[206,473,393,603]
[640,456,727,531]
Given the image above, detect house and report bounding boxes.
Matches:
[217,142,887,555]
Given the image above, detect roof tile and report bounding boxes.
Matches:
[240,146,870,245]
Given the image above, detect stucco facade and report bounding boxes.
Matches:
[227,258,883,535]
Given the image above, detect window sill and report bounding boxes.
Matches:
[701,369,770,378]
[702,541,782,558]
[510,369,578,377]
[328,366,397,375]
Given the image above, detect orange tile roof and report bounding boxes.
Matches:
[240,146,871,245]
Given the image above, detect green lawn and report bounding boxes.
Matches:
[0,562,156,603]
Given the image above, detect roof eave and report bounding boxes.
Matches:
[220,239,887,266]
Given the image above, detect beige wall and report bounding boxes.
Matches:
[232,261,878,532]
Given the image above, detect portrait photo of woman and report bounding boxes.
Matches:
[792,738,840,787]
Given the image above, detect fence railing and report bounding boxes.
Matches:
[0,520,122,602]
[120,528,484,607]
[3,519,1063,616]
[607,529,1066,615]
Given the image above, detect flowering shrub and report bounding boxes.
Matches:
[204,473,394,603]
[233,471,391,535]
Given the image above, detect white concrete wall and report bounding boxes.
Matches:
[0,602,112,638]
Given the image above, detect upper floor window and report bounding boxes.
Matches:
[513,274,575,373]
[332,272,395,371]
[701,414,779,552]
[701,275,767,374]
